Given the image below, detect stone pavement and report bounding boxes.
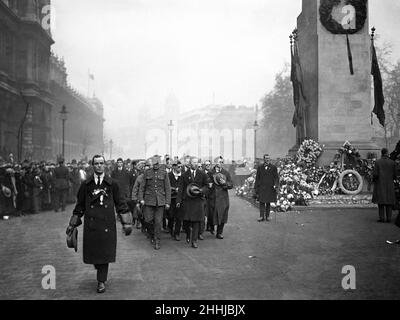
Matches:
[0,192,400,300]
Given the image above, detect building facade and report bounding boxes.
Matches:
[144,99,257,162]
[0,0,104,162]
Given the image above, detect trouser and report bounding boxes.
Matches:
[206,199,214,231]
[144,206,164,241]
[378,205,393,221]
[184,221,200,243]
[94,264,109,282]
[199,217,205,236]
[259,202,271,219]
[54,188,67,211]
[32,189,42,214]
[217,223,225,235]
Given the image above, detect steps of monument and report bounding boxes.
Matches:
[295,194,375,210]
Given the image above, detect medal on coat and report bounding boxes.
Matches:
[92,188,108,206]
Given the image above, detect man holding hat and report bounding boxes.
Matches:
[177,157,209,249]
[211,157,233,239]
[66,154,132,294]
[138,155,171,250]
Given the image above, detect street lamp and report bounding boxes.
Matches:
[168,120,174,156]
[109,139,113,160]
[60,105,68,160]
[253,120,259,165]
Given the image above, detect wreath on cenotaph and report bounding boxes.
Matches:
[319,0,367,34]
[296,139,323,168]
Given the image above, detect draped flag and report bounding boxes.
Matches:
[371,40,385,127]
[290,35,308,144]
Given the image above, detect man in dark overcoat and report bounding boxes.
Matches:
[111,158,131,202]
[254,154,279,222]
[53,158,70,212]
[211,157,233,239]
[177,157,209,249]
[203,160,215,235]
[66,155,132,294]
[372,148,397,223]
[168,161,184,241]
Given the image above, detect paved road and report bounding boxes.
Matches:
[1,192,400,300]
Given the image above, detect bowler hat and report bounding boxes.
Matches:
[213,173,227,186]
[186,183,202,199]
[66,228,78,252]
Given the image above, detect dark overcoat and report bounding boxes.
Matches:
[73,175,129,265]
[111,168,131,200]
[212,168,233,226]
[168,171,184,220]
[254,164,279,203]
[372,156,397,205]
[177,169,209,222]
[203,169,215,221]
[54,165,70,190]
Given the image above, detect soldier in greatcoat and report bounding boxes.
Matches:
[66,155,132,294]
[254,154,279,222]
[211,157,233,239]
[177,157,209,249]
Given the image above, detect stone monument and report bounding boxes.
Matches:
[290,0,380,164]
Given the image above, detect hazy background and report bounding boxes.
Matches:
[51,0,400,150]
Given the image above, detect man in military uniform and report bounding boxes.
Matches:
[54,158,70,212]
[138,156,171,250]
[66,155,132,294]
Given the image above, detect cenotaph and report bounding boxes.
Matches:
[291,0,380,164]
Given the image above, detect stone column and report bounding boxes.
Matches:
[292,0,380,164]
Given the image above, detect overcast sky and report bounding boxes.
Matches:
[51,0,400,137]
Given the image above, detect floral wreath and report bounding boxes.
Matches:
[319,0,367,35]
[297,139,323,167]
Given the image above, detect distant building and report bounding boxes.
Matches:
[145,100,257,162]
[0,0,104,162]
[50,54,104,161]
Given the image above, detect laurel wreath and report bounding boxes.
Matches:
[319,0,367,34]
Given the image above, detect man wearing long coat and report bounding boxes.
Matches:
[168,161,184,241]
[254,154,279,222]
[66,155,132,294]
[372,148,397,223]
[177,157,209,248]
[211,157,233,239]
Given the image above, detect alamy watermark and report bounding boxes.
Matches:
[41,265,56,290]
[341,265,356,290]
